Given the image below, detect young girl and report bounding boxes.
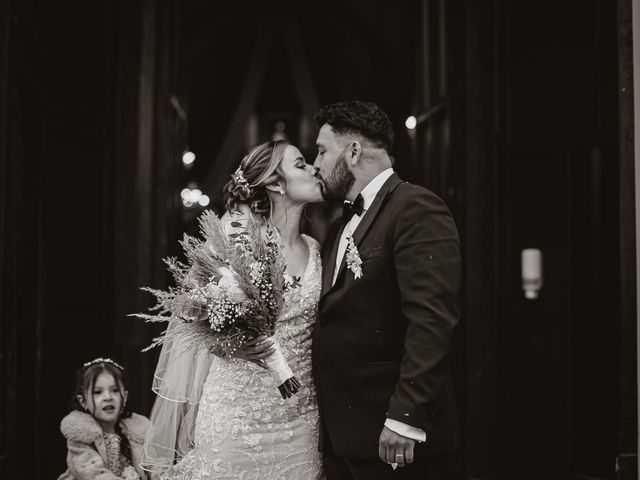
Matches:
[58,358,154,480]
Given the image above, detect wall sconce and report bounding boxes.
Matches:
[521,248,543,299]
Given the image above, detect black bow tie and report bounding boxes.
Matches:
[342,194,364,224]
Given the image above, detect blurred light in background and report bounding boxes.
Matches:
[181,186,208,208]
[189,188,202,203]
[182,150,196,166]
[405,115,417,130]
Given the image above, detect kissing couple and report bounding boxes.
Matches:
[141,100,462,480]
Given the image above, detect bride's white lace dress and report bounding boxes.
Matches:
[163,234,323,480]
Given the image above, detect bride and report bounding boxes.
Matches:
[141,140,325,479]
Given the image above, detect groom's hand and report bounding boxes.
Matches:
[378,426,415,468]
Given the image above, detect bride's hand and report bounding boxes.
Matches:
[235,336,276,368]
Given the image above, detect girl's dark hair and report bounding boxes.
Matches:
[223,140,289,216]
[70,360,133,464]
[314,100,394,152]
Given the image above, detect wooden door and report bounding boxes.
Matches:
[461,0,623,478]
[496,1,620,478]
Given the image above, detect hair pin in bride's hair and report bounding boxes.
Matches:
[232,166,252,193]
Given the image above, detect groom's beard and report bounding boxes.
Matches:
[321,152,355,201]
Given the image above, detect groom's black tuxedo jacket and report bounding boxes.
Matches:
[312,173,461,460]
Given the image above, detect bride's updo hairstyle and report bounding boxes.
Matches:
[223,140,289,217]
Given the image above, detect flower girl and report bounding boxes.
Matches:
[58,358,155,480]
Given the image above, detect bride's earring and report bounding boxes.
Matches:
[265,183,285,196]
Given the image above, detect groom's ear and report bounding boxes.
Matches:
[347,141,362,166]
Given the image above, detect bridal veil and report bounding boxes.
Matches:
[140,323,212,473]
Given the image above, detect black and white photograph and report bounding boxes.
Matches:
[0,0,637,479]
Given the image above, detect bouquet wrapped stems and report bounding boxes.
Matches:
[262,339,302,399]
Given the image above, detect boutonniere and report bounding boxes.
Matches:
[345,235,363,279]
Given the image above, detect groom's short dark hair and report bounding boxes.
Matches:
[315,101,394,152]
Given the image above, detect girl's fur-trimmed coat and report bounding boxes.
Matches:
[57,410,154,480]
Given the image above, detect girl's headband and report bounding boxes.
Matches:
[83,357,125,370]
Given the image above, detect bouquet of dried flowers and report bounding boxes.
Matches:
[132,210,301,399]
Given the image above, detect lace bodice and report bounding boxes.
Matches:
[103,432,131,476]
[163,234,323,480]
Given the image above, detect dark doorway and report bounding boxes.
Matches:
[462,1,623,478]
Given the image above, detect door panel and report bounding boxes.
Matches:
[502,150,571,478]
[495,0,620,477]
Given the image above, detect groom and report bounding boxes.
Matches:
[312,101,462,480]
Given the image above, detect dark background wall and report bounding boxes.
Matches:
[1,0,183,476]
[1,0,636,479]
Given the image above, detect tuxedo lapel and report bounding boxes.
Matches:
[352,174,403,246]
[322,173,404,299]
[321,221,343,297]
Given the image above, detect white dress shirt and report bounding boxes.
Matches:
[332,168,394,285]
[332,168,427,443]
